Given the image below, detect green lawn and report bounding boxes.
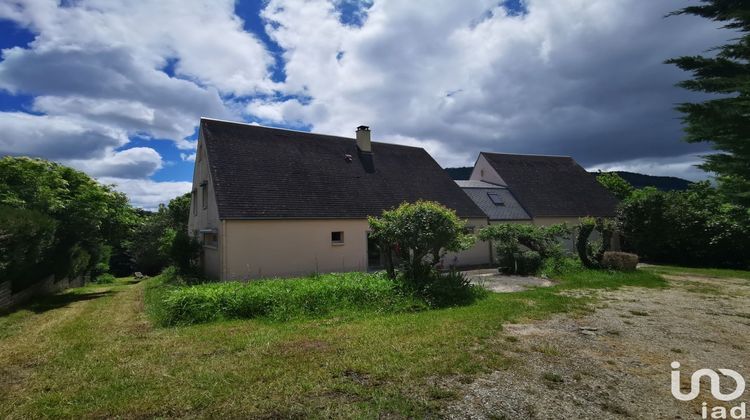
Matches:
[0,268,667,418]
[641,264,750,281]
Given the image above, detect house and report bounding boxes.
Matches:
[458,152,620,255]
[188,118,490,280]
[463,152,619,226]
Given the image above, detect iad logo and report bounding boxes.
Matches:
[671,361,747,419]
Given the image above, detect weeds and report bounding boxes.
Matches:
[150,271,427,326]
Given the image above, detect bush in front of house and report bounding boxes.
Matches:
[401,268,488,308]
[601,251,639,271]
[478,223,571,276]
[368,201,482,306]
[154,271,425,326]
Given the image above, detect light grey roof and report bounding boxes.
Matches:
[457,185,532,221]
[455,180,505,188]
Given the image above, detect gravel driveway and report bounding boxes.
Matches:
[446,272,750,419]
[463,268,555,293]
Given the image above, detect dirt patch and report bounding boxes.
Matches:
[463,269,555,293]
[446,274,750,419]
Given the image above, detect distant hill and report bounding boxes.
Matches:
[444,166,692,192]
[444,167,473,180]
[596,171,693,192]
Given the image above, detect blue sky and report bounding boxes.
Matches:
[0,0,732,209]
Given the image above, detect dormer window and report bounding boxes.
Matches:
[487,192,505,206]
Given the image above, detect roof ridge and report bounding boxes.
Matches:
[481,151,572,159]
[200,117,423,150]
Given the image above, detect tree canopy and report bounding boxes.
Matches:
[0,157,138,290]
[666,0,750,205]
[596,172,635,200]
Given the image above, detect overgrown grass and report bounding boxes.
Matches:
[149,271,428,326]
[641,264,750,281]
[0,266,669,418]
[147,262,665,327]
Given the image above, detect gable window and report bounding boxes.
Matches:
[487,192,505,206]
[201,180,208,210]
[192,189,197,215]
[331,231,344,245]
[201,230,218,248]
[197,144,202,162]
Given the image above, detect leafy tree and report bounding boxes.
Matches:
[666,1,750,205]
[478,223,571,275]
[127,210,172,275]
[618,182,750,268]
[368,201,473,280]
[0,157,137,289]
[0,206,57,290]
[596,172,634,200]
[126,192,199,275]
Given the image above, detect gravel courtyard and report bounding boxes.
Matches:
[463,268,555,293]
[446,272,750,419]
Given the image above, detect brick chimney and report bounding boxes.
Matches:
[356,125,371,153]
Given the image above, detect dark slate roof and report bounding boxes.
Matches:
[481,152,619,218]
[455,181,531,221]
[200,119,486,219]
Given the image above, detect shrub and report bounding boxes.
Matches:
[368,201,474,279]
[169,229,201,275]
[601,252,639,271]
[154,272,426,325]
[516,250,543,275]
[576,217,615,269]
[478,223,571,275]
[403,268,487,308]
[540,256,583,278]
[93,273,117,284]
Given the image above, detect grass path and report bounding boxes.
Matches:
[0,269,668,418]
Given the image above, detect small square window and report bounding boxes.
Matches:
[487,192,505,206]
[331,231,344,245]
[203,232,218,247]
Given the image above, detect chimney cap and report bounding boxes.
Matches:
[356,125,370,131]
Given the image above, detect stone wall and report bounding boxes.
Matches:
[0,275,86,312]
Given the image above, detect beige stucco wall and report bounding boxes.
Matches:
[443,217,491,267]
[531,217,581,226]
[223,219,370,280]
[221,217,492,280]
[469,154,506,185]
[187,132,222,279]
